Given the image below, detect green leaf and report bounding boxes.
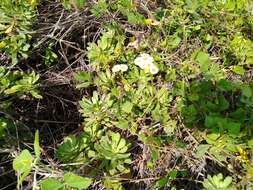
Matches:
[241,85,252,97]
[34,130,41,159]
[194,51,210,72]
[205,133,220,144]
[225,121,241,135]
[74,71,92,82]
[103,178,124,190]
[55,135,83,163]
[121,101,133,114]
[155,177,169,188]
[63,173,92,189]
[151,150,158,161]
[40,178,64,190]
[168,170,177,179]
[232,65,245,75]
[31,91,43,99]
[195,144,210,158]
[218,79,234,91]
[13,149,33,174]
[117,120,129,129]
[13,149,33,185]
[76,0,87,9]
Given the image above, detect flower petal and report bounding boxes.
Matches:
[112,65,121,72]
[140,53,154,63]
[149,65,159,75]
[120,64,128,72]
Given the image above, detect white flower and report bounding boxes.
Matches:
[134,53,159,75]
[112,64,128,73]
[120,64,128,72]
[134,53,154,69]
[149,64,159,75]
[112,65,121,73]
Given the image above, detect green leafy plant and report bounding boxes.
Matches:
[44,42,58,66]
[55,127,132,176]
[90,0,145,24]
[103,178,125,190]
[55,134,90,163]
[4,0,253,189]
[94,131,131,175]
[0,67,42,101]
[87,28,125,69]
[203,174,237,190]
[230,34,253,65]
[79,91,114,127]
[0,0,36,64]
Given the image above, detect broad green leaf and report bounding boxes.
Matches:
[63,173,92,189]
[232,65,245,75]
[225,121,241,135]
[40,178,64,190]
[117,120,129,129]
[247,139,253,147]
[209,147,227,162]
[194,51,210,72]
[34,130,41,159]
[13,149,33,174]
[13,149,33,185]
[121,101,133,113]
[117,140,127,153]
[217,79,234,91]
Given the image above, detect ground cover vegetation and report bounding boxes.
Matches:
[0,0,253,189]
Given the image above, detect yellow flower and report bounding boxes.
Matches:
[236,147,249,164]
